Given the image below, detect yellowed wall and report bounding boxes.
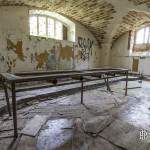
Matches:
[0,6,100,73]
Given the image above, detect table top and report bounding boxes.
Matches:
[0,68,128,83]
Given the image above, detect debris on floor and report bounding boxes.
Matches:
[0,81,150,149]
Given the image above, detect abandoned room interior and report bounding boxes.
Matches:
[0,0,150,149]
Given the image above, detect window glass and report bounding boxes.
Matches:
[38,16,46,36]
[29,12,71,40]
[136,28,145,44]
[63,25,68,40]
[55,20,63,40]
[144,27,149,43]
[149,35,150,43]
[30,16,37,35]
[47,18,54,38]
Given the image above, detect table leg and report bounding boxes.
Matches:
[81,79,84,104]
[11,83,18,138]
[2,82,11,116]
[125,71,128,96]
[105,74,111,92]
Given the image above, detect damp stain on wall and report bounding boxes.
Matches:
[35,50,49,69]
[34,43,73,70]
[30,53,34,64]
[46,46,56,70]
[4,38,75,71]
[0,53,5,63]
[75,50,82,63]
[7,39,26,61]
[58,44,73,61]
[6,57,16,72]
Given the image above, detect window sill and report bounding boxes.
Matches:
[130,52,150,57]
[29,35,73,43]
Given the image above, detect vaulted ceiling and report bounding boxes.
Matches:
[113,11,150,42]
[128,0,150,7]
[0,0,149,47]
[0,0,116,46]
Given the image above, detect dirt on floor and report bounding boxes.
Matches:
[0,80,150,150]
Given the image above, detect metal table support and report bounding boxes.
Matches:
[125,71,128,96]
[0,68,129,138]
[2,81,11,116]
[81,77,84,104]
[11,82,18,138]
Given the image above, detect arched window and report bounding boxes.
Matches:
[135,25,150,44]
[130,24,150,55]
[29,10,75,42]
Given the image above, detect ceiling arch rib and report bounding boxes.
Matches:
[128,0,150,7]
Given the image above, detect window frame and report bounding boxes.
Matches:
[129,24,150,56]
[29,14,69,40]
[135,24,150,45]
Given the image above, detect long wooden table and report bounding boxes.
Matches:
[0,68,128,138]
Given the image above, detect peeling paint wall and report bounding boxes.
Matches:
[0,6,100,73]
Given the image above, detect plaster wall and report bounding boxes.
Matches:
[75,23,100,69]
[0,6,100,73]
[110,32,150,76]
[101,0,149,68]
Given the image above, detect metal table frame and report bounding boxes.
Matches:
[0,68,128,138]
